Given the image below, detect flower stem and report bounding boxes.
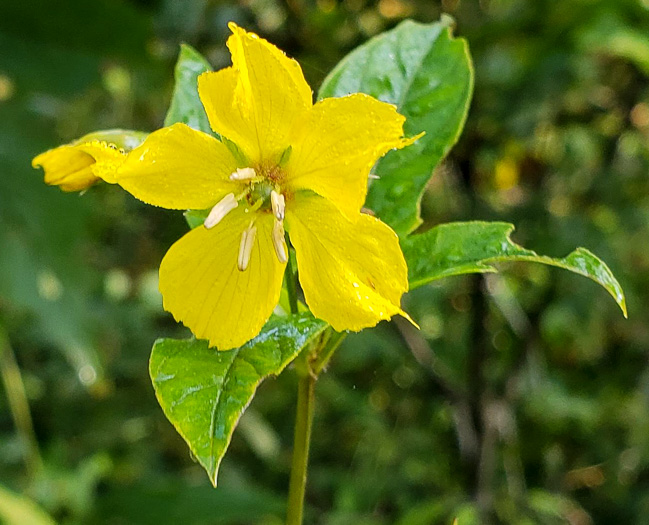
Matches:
[0,325,43,478]
[284,240,315,524]
[284,245,347,523]
[286,357,315,525]
[285,238,299,315]
[312,331,347,376]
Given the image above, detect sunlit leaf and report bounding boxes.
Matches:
[403,221,626,316]
[318,17,473,236]
[150,313,328,486]
[164,44,212,133]
[0,484,56,525]
[579,13,649,76]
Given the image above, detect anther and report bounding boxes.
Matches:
[270,190,285,221]
[272,219,288,264]
[237,221,257,271]
[204,193,238,229]
[230,167,257,181]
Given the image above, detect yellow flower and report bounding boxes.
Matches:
[33,130,146,192]
[116,23,421,350]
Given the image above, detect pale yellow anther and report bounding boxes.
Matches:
[272,219,288,264]
[204,193,238,229]
[230,167,257,181]
[237,221,257,271]
[270,190,285,220]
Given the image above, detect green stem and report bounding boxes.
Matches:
[285,239,299,315]
[286,357,316,525]
[283,246,348,523]
[0,325,43,478]
[312,331,347,376]
[285,240,313,524]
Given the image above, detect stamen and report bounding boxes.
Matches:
[270,190,285,221]
[204,193,238,229]
[237,221,257,271]
[230,167,257,181]
[272,219,288,264]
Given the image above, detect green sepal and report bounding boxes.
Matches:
[222,136,248,166]
[75,129,148,151]
[278,145,292,167]
[183,208,210,229]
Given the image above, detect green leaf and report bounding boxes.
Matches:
[318,17,474,236]
[579,13,649,77]
[0,484,56,525]
[164,44,212,133]
[402,221,627,316]
[149,313,328,486]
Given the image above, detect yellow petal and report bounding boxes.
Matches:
[116,123,239,210]
[198,23,312,164]
[198,68,257,160]
[33,130,147,192]
[33,145,100,192]
[159,207,286,349]
[286,193,409,331]
[32,141,124,191]
[284,93,419,220]
[74,142,125,184]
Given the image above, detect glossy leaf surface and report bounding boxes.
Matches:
[164,44,212,133]
[318,18,473,236]
[403,221,627,316]
[150,313,328,485]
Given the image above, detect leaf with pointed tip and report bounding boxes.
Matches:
[403,221,626,316]
[318,17,474,236]
[149,313,328,486]
[164,44,212,133]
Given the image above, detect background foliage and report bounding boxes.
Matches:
[1,0,648,523]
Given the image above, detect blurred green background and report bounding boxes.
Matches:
[1,0,648,523]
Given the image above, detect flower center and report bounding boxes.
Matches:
[203,165,288,270]
[246,179,274,208]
